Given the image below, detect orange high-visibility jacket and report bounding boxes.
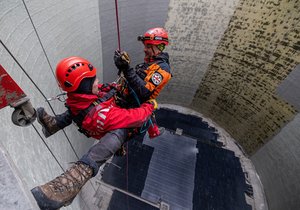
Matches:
[124,52,172,102]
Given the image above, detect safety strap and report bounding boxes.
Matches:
[137,35,168,42]
[69,87,117,137]
[72,100,99,127]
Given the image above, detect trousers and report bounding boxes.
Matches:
[79,128,128,176]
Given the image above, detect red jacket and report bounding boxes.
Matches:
[66,84,154,139]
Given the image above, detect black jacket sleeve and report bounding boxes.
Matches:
[124,67,152,102]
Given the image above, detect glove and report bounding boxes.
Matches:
[147,99,158,110]
[114,50,130,71]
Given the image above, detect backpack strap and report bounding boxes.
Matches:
[68,87,118,137]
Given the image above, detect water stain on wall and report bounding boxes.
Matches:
[192,0,300,154]
[161,0,239,105]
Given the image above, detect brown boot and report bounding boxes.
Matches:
[37,107,60,138]
[31,162,93,210]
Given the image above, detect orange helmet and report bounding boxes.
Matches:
[55,56,96,92]
[137,27,169,46]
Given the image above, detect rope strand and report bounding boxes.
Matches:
[115,0,121,50]
[0,39,80,160]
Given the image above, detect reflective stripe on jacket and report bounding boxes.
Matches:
[66,84,154,139]
[81,98,153,139]
[124,52,172,102]
[143,62,171,99]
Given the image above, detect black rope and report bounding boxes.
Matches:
[21,0,67,104]
[2,2,100,201]
[21,0,56,78]
[32,124,65,171]
[0,40,48,99]
[21,0,99,195]
[20,0,84,161]
[1,5,98,196]
[0,28,95,210]
[33,123,90,209]
[0,39,79,160]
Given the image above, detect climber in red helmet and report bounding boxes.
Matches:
[31,56,157,209]
[36,27,172,139]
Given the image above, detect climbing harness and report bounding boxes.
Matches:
[114,75,154,134]
[69,85,118,137]
[113,0,155,132]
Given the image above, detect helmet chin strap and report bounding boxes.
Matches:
[149,45,161,62]
[151,46,156,55]
[144,56,153,63]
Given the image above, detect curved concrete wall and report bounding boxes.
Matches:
[0,0,300,210]
[0,0,102,209]
[177,1,300,209]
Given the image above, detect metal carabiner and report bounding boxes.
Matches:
[46,92,67,102]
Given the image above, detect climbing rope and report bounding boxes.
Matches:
[114,3,130,207]
[113,0,153,132]
[0,39,81,164]
[0,40,95,206]
[0,1,99,202]
[114,4,155,208]
[125,80,154,133]
[115,0,121,50]
[0,41,80,161]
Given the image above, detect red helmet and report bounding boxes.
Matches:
[138,27,169,46]
[55,56,96,92]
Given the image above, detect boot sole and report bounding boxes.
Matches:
[31,186,62,210]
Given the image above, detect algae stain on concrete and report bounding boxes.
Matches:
[192,0,300,154]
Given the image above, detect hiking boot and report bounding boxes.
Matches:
[31,162,93,210]
[37,107,60,138]
[148,124,165,139]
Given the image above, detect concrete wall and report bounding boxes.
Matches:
[0,0,102,209]
[252,114,300,210]
[1,0,300,210]
[162,0,300,209]
[159,0,240,105]
[0,0,170,209]
[99,0,169,83]
[0,146,39,209]
[191,0,299,155]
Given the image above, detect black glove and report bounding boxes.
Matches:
[114,50,130,71]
